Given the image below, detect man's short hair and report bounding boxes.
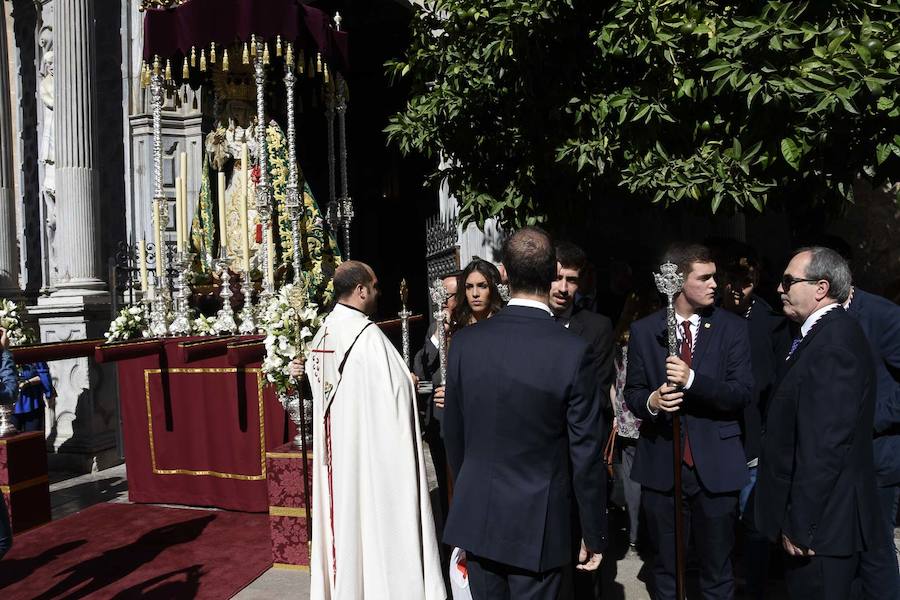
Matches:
[333,261,374,300]
[502,227,556,295]
[662,243,714,277]
[555,241,587,275]
[794,246,852,303]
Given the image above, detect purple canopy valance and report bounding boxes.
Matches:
[142,0,349,73]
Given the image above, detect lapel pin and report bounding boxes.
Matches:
[704,322,711,329]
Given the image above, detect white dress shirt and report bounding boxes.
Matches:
[508,298,553,316]
[647,312,700,416]
[800,302,841,338]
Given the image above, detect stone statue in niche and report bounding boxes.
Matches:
[38,23,57,286]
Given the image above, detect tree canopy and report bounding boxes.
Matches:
[386,1,900,228]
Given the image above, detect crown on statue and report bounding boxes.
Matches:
[211,67,258,105]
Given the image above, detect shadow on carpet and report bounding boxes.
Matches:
[0,503,271,599]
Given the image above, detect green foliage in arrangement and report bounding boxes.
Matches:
[386,1,900,227]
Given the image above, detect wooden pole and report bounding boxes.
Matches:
[672,414,686,600]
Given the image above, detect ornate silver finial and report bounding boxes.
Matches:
[334,12,343,31]
[497,283,511,303]
[430,277,449,309]
[654,262,684,298]
[654,262,685,357]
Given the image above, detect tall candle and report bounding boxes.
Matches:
[217,172,227,257]
[153,201,163,280]
[174,176,184,252]
[181,173,189,251]
[266,223,275,288]
[138,238,148,293]
[180,152,188,251]
[239,143,250,272]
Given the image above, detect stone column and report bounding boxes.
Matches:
[0,9,21,297]
[52,0,103,295]
[31,0,119,473]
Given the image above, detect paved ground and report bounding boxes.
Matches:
[43,466,900,598]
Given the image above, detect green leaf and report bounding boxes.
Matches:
[876,143,891,164]
[781,138,802,170]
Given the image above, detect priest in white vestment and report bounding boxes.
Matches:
[294,261,446,600]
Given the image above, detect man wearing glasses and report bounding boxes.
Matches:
[754,247,881,600]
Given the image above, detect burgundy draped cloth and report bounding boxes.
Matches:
[142,0,349,72]
[117,337,296,512]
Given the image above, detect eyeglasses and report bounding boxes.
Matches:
[781,275,820,292]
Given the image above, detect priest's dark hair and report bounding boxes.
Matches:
[333,260,374,300]
[502,227,556,296]
[662,242,714,277]
[555,241,588,275]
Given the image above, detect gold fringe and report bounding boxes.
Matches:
[276,35,283,57]
[152,55,161,76]
[323,63,329,84]
[190,46,196,67]
[285,43,294,66]
[316,52,323,73]
[210,41,217,64]
[222,48,229,72]
[182,56,189,79]
[164,58,172,81]
[242,42,249,64]
[263,43,270,65]
[298,49,305,74]
[141,62,150,87]
[200,48,207,72]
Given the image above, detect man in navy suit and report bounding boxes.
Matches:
[443,227,607,599]
[624,243,753,600]
[844,285,900,599]
[755,247,881,600]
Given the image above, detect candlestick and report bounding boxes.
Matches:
[266,222,276,290]
[139,238,148,293]
[153,202,163,280]
[240,143,250,272]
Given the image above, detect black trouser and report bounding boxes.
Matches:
[642,465,738,600]
[857,482,900,600]
[467,553,563,600]
[785,553,859,600]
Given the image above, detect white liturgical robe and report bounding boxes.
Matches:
[307,303,445,600]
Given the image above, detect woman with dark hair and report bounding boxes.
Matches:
[449,259,504,335]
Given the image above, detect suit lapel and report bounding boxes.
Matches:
[567,310,585,336]
[691,311,714,368]
[776,307,842,384]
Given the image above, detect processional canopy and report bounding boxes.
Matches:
[140,0,349,83]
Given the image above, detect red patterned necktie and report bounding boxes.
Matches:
[680,320,694,467]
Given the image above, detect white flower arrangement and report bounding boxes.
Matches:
[192,314,218,336]
[259,283,324,396]
[104,305,148,342]
[0,299,36,346]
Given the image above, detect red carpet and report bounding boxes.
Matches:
[0,503,272,599]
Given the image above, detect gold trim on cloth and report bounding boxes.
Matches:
[143,367,267,481]
[272,563,311,572]
[0,474,49,494]
[265,451,314,460]
[269,506,307,517]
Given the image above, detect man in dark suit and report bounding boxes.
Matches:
[443,227,607,599]
[844,285,900,599]
[755,247,881,600]
[624,243,753,600]
[551,242,615,410]
[719,253,791,600]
